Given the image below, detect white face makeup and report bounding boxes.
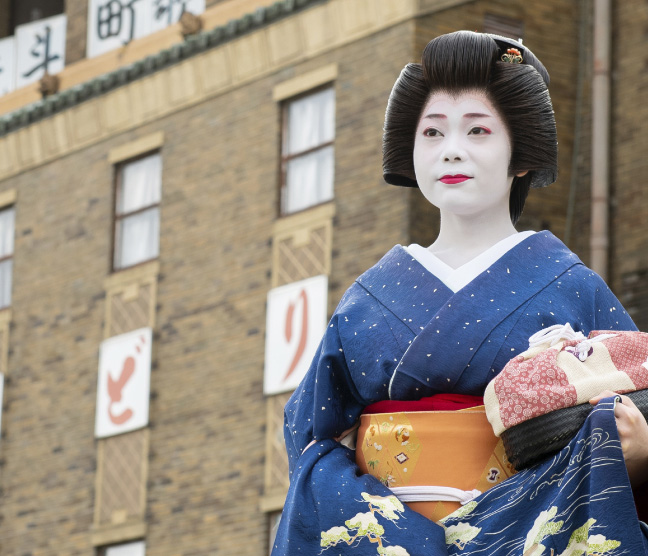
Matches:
[413,91,515,220]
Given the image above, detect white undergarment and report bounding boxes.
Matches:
[406,231,536,293]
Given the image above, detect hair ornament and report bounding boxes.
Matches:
[501,47,523,64]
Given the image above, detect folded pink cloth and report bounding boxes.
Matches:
[485,325,648,436]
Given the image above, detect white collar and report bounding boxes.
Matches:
[406,231,536,293]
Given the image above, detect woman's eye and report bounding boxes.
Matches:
[423,128,442,137]
[469,126,491,135]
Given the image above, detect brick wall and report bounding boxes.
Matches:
[611,0,648,328]
[0,150,108,553]
[328,22,415,306]
[65,0,89,65]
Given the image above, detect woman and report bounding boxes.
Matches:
[273,31,648,555]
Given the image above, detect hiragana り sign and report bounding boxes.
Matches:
[264,275,328,395]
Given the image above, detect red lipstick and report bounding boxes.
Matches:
[440,174,471,184]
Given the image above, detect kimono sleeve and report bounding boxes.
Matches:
[516,265,637,338]
[590,273,638,331]
[283,284,401,475]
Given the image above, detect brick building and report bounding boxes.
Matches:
[0,0,644,554]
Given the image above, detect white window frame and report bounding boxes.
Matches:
[112,151,161,271]
[273,65,338,217]
[0,200,16,310]
[109,133,164,273]
[280,86,335,215]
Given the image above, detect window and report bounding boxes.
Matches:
[281,87,335,215]
[113,153,161,270]
[0,206,15,309]
[98,540,145,556]
[10,0,64,33]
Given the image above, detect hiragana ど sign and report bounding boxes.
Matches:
[95,327,152,438]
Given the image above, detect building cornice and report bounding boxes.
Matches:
[0,0,323,137]
[0,0,473,183]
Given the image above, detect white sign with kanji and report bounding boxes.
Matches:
[87,0,151,58]
[264,275,328,395]
[0,37,16,96]
[95,327,152,438]
[15,14,66,89]
[150,0,205,34]
[87,0,205,58]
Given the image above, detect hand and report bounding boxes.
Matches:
[590,390,648,488]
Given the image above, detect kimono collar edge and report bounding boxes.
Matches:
[355,246,452,335]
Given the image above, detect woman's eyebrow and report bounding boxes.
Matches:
[422,112,492,120]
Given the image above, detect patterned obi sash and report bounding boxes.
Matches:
[356,394,517,522]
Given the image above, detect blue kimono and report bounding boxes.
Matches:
[273,231,648,555]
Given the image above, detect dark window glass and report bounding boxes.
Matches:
[10,0,64,33]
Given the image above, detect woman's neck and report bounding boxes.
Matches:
[428,210,518,269]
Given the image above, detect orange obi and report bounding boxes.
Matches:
[356,406,516,522]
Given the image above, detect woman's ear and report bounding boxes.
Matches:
[516,170,529,178]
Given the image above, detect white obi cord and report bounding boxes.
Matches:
[528,322,586,347]
[528,322,618,361]
[389,485,482,505]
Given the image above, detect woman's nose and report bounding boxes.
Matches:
[441,136,465,162]
[442,148,465,162]
[443,154,463,162]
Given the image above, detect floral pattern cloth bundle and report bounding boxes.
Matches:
[485,326,648,435]
[485,325,648,470]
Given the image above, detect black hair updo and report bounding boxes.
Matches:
[383,31,557,224]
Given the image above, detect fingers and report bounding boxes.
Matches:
[614,398,643,427]
[589,389,618,405]
[617,394,639,411]
[587,389,648,488]
[589,389,637,404]
[589,390,640,412]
